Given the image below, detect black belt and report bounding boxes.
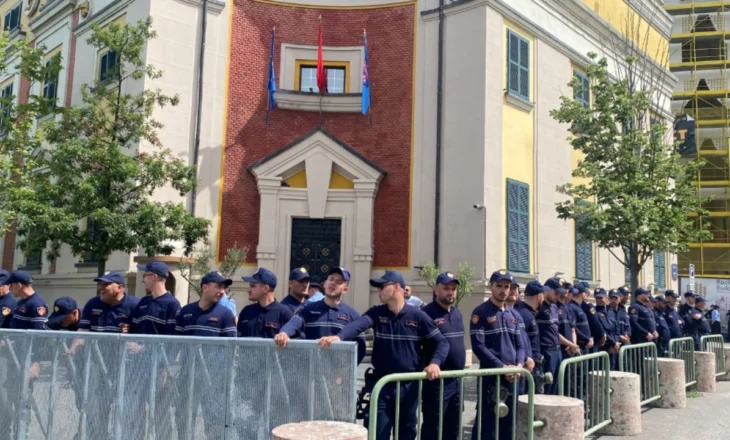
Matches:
[544,346,560,351]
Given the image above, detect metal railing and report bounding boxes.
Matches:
[0,329,358,440]
[618,343,661,406]
[367,367,544,440]
[669,337,697,387]
[557,351,611,436]
[700,334,727,377]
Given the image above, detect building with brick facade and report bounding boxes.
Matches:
[1,0,681,315]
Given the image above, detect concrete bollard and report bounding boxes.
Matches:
[595,371,641,436]
[271,421,367,440]
[516,394,584,440]
[721,348,730,381]
[695,351,717,393]
[655,358,687,409]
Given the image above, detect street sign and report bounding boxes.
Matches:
[671,263,678,281]
[689,263,695,292]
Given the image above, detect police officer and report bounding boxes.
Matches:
[566,287,593,354]
[238,267,294,338]
[506,280,533,395]
[594,289,621,369]
[276,266,366,363]
[66,272,139,440]
[514,281,545,390]
[616,287,632,346]
[128,261,182,440]
[0,269,15,328]
[538,278,576,394]
[682,296,710,350]
[281,267,310,313]
[679,292,695,318]
[652,295,671,356]
[308,281,324,302]
[663,290,683,342]
[629,288,658,344]
[556,286,577,359]
[578,282,606,353]
[404,285,424,308]
[174,271,236,440]
[47,297,82,331]
[3,270,48,331]
[318,270,448,440]
[417,271,466,440]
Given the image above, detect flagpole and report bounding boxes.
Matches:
[318,15,323,128]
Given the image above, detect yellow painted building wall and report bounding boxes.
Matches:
[501,20,535,272]
[581,0,668,65]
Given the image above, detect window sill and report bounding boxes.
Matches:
[75,262,100,273]
[509,272,538,285]
[504,92,534,113]
[274,90,363,113]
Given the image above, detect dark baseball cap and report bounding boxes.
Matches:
[370,270,405,288]
[665,290,677,298]
[617,286,630,295]
[684,291,695,298]
[48,297,78,327]
[524,280,548,297]
[200,271,233,287]
[136,260,169,278]
[436,272,460,285]
[289,267,310,281]
[309,282,321,290]
[594,288,607,298]
[242,267,277,289]
[489,270,513,284]
[695,296,706,304]
[3,270,32,286]
[0,269,9,284]
[94,271,126,286]
[328,266,351,283]
[575,284,590,294]
[544,278,567,294]
[654,295,666,303]
[634,287,650,297]
[608,289,620,299]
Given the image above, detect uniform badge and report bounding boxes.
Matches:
[531,320,537,326]
[54,306,60,313]
[446,272,453,278]
[598,313,605,318]
[630,308,637,315]
[558,309,564,316]
[264,322,279,329]
[559,278,566,285]
[498,269,506,275]
[37,307,46,316]
[1,307,10,316]
[471,315,479,324]
[590,308,596,314]
[300,267,308,273]
[119,313,128,319]
[337,315,350,322]
[208,317,220,323]
[434,318,446,326]
[379,316,389,324]
[18,307,26,313]
[406,320,418,328]
[92,309,102,315]
[487,316,498,324]
[679,319,684,325]
[510,318,517,324]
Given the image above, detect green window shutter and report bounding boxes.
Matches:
[507,30,530,100]
[507,179,530,273]
[573,70,590,108]
[574,199,594,280]
[654,252,666,289]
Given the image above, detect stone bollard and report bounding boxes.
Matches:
[516,394,584,440]
[271,421,367,440]
[695,351,717,393]
[655,358,687,409]
[594,371,641,436]
[721,348,730,381]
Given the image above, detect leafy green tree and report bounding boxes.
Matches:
[0,18,209,276]
[550,53,710,290]
[180,241,249,298]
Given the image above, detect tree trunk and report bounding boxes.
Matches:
[97,258,107,278]
[628,247,641,292]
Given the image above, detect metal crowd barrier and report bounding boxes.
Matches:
[668,337,696,387]
[367,367,544,440]
[0,329,358,440]
[700,334,726,377]
[618,343,661,406]
[557,351,611,436]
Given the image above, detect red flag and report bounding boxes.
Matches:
[316,17,327,93]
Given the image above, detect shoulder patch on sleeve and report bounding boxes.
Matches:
[630,308,637,315]
[471,315,479,324]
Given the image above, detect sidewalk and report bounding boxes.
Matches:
[590,380,730,440]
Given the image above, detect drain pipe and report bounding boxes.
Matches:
[434,0,444,266]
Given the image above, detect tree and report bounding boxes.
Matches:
[419,261,474,308]
[0,18,209,276]
[180,241,248,298]
[550,51,710,290]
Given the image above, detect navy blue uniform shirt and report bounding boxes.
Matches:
[629,301,656,343]
[80,294,139,332]
[10,293,49,330]
[237,300,294,338]
[567,301,591,346]
[0,293,17,328]
[422,301,466,371]
[338,304,449,378]
[582,301,606,342]
[682,307,710,336]
[470,300,525,368]
[664,307,683,339]
[281,294,306,313]
[654,309,670,341]
[537,302,560,348]
[595,305,618,346]
[556,302,575,341]
[507,306,530,364]
[280,300,366,362]
[130,292,181,335]
[175,301,236,337]
[617,305,632,338]
[514,301,540,360]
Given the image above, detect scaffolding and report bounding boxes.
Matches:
[667,0,730,277]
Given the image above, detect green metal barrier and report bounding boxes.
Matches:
[557,351,611,436]
[700,334,726,377]
[367,367,544,440]
[618,343,661,406]
[669,337,696,387]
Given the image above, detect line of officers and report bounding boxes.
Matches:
[0,261,711,440]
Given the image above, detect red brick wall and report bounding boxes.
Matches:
[220,1,415,267]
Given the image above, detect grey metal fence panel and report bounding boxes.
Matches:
[0,330,358,440]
